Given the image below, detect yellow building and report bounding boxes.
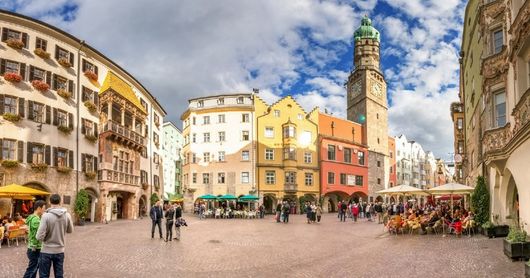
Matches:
[255,96,319,213]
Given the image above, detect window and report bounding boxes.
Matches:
[390,166,393,173]
[283,126,296,138]
[285,172,296,184]
[492,29,503,54]
[29,66,46,82]
[154,175,160,188]
[5,60,20,74]
[390,151,393,159]
[56,110,68,127]
[203,133,210,143]
[192,173,197,183]
[2,139,16,160]
[52,74,68,90]
[82,59,98,76]
[241,172,249,183]
[56,149,67,167]
[274,110,280,117]
[82,119,96,136]
[192,134,197,143]
[35,37,47,51]
[457,118,463,130]
[82,154,95,173]
[297,114,303,120]
[242,113,250,123]
[153,133,159,146]
[237,97,244,104]
[217,98,224,105]
[218,151,225,162]
[265,127,274,138]
[458,141,464,154]
[242,131,249,141]
[242,150,250,161]
[3,96,18,114]
[218,172,225,184]
[218,131,225,142]
[356,176,363,186]
[265,149,274,160]
[377,178,381,185]
[344,148,352,163]
[358,151,365,165]
[31,144,45,164]
[283,147,296,160]
[202,173,210,184]
[203,152,210,162]
[327,172,335,184]
[192,153,197,163]
[197,100,204,108]
[56,46,70,61]
[377,161,381,167]
[305,173,313,186]
[154,114,160,128]
[265,171,276,184]
[203,116,210,125]
[140,99,148,112]
[218,114,225,123]
[340,173,347,185]
[2,28,27,48]
[327,145,336,160]
[192,117,196,125]
[494,91,506,127]
[304,152,312,163]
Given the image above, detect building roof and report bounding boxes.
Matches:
[354,15,380,42]
[100,72,147,114]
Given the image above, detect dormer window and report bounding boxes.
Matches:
[197,100,204,108]
[217,98,224,105]
[237,97,244,104]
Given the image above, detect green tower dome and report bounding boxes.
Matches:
[354,15,380,42]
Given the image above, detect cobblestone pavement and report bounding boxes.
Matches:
[1,214,526,278]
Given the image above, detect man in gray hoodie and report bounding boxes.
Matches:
[36,194,74,278]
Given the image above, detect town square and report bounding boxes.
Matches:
[0,0,530,277]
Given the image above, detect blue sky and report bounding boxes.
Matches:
[1,0,466,158]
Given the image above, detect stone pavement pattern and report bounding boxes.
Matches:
[1,214,526,277]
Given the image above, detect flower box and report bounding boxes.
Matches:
[1,160,19,168]
[84,101,97,113]
[3,113,21,122]
[85,134,98,143]
[31,80,50,92]
[57,57,72,67]
[34,48,50,59]
[57,89,72,99]
[503,239,530,261]
[142,183,148,190]
[56,166,72,174]
[4,72,22,83]
[85,171,96,180]
[84,70,98,81]
[6,38,24,49]
[30,163,48,172]
[57,125,73,134]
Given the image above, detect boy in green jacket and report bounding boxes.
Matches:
[23,200,46,278]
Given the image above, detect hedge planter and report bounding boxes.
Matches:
[84,70,98,81]
[3,113,21,123]
[1,160,19,168]
[30,163,48,172]
[4,72,22,83]
[6,38,24,49]
[33,48,50,59]
[495,225,510,238]
[57,89,72,99]
[84,101,97,113]
[85,171,96,180]
[525,262,530,278]
[32,80,50,92]
[503,239,530,261]
[85,134,98,143]
[56,166,72,174]
[57,58,72,67]
[58,125,73,135]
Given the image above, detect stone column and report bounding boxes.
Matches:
[107,102,112,122]
[121,108,125,126]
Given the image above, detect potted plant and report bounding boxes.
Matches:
[525,260,530,278]
[85,134,98,143]
[4,72,22,83]
[471,176,489,228]
[31,80,50,92]
[482,221,496,238]
[3,113,21,122]
[503,226,528,260]
[74,189,90,225]
[1,160,19,168]
[57,124,73,135]
[57,57,72,67]
[57,88,72,99]
[84,101,97,113]
[85,171,96,180]
[56,166,72,174]
[84,70,98,81]
[6,38,24,49]
[33,48,50,59]
[30,163,48,172]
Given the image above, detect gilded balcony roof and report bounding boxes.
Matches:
[100,71,147,114]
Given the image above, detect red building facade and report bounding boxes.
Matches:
[319,113,369,212]
[388,136,397,188]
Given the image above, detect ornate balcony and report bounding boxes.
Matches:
[98,169,140,186]
[512,88,530,137]
[100,120,146,150]
[482,123,511,155]
[284,184,297,192]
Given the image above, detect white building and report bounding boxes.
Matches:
[162,122,183,197]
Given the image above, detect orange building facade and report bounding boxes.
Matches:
[319,113,369,212]
[388,136,397,188]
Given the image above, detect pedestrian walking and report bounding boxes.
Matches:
[305,202,312,224]
[150,200,163,239]
[23,200,46,278]
[310,203,317,223]
[352,203,359,222]
[36,194,74,278]
[366,203,371,221]
[276,203,282,223]
[283,202,290,223]
[174,204,182,240]
[316,205,322,223]
[340,201,347,222]
[164,205,175,242]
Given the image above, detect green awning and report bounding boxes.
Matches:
[239,194,259,201]
[198,194,218,200]
[218,194,237,200]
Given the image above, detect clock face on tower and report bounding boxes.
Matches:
[350,81,361,99]
[370,81,383,98]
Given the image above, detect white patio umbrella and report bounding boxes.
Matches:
[428,183,475,217]
[377,184,429,195]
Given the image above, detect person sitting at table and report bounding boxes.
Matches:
[462,211,475,230]
[15,215,25,226]
[420,211,440,234]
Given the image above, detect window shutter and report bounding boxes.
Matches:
[45,71,51,86]
[54,45,59,60]
[94,122,98,137]
[45,105,51,124]
[0,59,5,75]
[1,28,7,41]
[94,65,98,76]
[81,119,86,134]
[93,156,98,172]
[21,33,28,48]
[68,113,73,130]
[28,100,34,120]
[68,80,74,93]
[82,60,86,72]
[0,95,4,115]
[81,153,86,172]
[18,141,23,163]
[45,145,51,165]
[68,150,74,169]
[52,74,56,90]
[29,66,34,81]
[18,97,25,118]
[27,142,33,164]
[20,63,26,80]
[52,147,57,167]
[52,108,58,126]
[69,52,74,67]
[81,87,87,102]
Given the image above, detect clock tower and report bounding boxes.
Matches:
[346,15,389,199]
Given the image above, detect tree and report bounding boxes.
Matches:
[74,189,90,223]
[471,176,490,226]
[150,193,160,205]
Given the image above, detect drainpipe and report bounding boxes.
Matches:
[76,40,85,195]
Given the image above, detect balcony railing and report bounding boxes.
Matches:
[482,123,511,155]
[101,120,146,148]
[98,169,140,186]
[284,184,297,192]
